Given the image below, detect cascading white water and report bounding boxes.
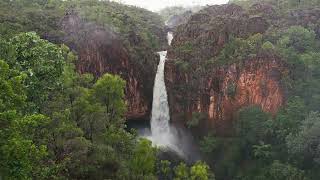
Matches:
[167,32,173,45]
[150,50,171,145]
[149,32,181,152]
[148,32,200,161]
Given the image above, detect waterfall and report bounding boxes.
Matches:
[167,32,173,45]
[150,32,180,152]
[150,50,171,145]
[149,32,200,161]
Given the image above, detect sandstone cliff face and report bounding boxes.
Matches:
[61,11,160,120]
[165,4,287,129]
[166,56,286,130]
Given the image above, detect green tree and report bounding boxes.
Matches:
[129,138,157,180]
[277,26,316,60]
[262,41,275,53]
[0,32,66,112]
[266,161,306,180]
[0,61,51,179]
[90,73,126,126]
[70,73,126,141]
[199,134,219,154]
[252,141,272,160]
[190,161,213,180]
[46,110,91,179]
[174,162,189,180]
[0,130,48,180]
[271,97,307,141]
[0,60,26,112]
[214,33,263,66]
[159,160,172,180]
[236,106,270,145]
[0,1,170,179]
[286,111,320,165]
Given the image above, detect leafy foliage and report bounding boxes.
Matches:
[230,0,320,10]
[286,111,320,165]
[3,1,320,180]
[199,134,220,154]
[129,139,157,180]
[1,32,66,113]
[0,59,51,179]
[174,162,189,180]
[236,106,270,145]
[190,161,213,180]
[263,160,307,180]
[0,32,159,179]
[214,33,266,66]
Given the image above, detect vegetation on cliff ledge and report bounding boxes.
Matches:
[0,0,166,78]
[0,0,213,179]
[167,0,320,179]
[1,0,320,179]
[0,31,212,180]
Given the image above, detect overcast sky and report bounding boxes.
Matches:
[112,0,229,11]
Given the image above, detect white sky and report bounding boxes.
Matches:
[112,0,229,11]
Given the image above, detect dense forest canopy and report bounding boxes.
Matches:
[165,0,320,179]
[230,0,320,9]
[0,0,211,179]
[0,0,166,71]
[1,0,320,179]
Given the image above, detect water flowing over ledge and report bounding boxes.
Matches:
[150,49,183,154]
[147,32,200,161]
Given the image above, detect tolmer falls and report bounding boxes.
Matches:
[149,32,199,161]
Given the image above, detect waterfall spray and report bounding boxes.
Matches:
[149,32,182,154]
[148,32,200,161]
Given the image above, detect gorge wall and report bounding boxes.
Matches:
[166,3,320,130]
[165,4,288,130]
[166,55,287,131]
[60,6,167,121]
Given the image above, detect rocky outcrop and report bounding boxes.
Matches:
[169,4,269,60]
[166,56,286,130]
[165,4,287,130]
[61,10,161,120]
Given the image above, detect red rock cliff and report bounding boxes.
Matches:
[166,56,287,130]
[61,10,161,120]
[165,4,287,130]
